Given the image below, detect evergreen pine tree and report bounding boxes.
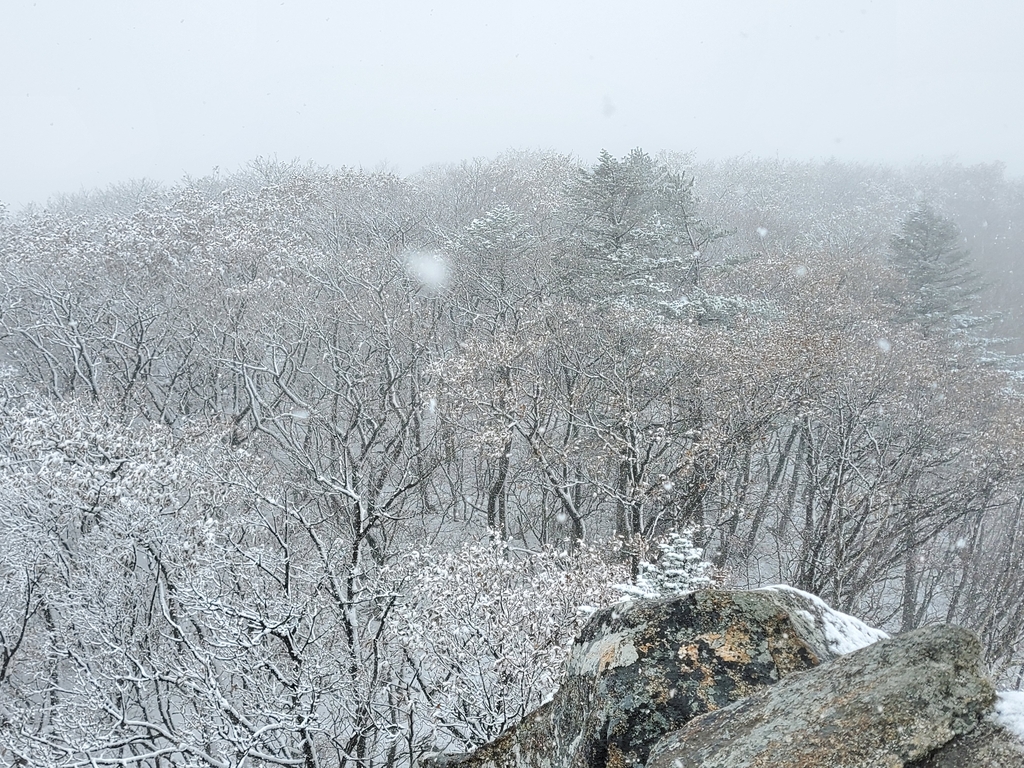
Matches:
[619,529,715,599]
[563,149,721,303]
[890,203,982,331]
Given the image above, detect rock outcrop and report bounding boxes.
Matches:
[424,588,1024,768]
[424,588,873,768]
[911,721,1024,767]
[646,624,996,768]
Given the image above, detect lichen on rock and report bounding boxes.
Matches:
[423,588,842,768]
[421,588,1020,768]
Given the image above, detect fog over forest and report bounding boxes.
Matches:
[4,1,1024,765]
[2,148,1024,765]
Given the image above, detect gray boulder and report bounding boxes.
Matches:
[646,624,996,768]
[909,720,1024,767]
[424,588,859,768]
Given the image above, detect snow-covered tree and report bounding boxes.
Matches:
[388,539,626,753]
[890,203,982,331]
[617,528,715,599]
[562,149,722,302]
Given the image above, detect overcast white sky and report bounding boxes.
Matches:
[2,0,1022,208]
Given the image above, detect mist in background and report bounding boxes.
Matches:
[3,0,1023,208]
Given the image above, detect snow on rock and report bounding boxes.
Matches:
[994,691,1024,743]
[756,584,889,656]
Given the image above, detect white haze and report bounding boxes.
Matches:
[404,251,449,293]
[2,0,1023,208]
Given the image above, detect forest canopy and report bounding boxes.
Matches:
[2,150,1024,766]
